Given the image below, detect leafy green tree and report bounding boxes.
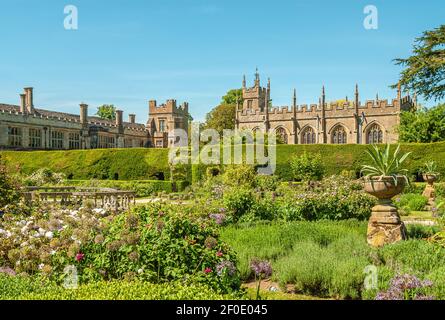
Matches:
[96,104,116,120]
[222,89,243,105]
[204,89,243,134]
[398,103,445,143]
[0,156,21,208]
[393,25,445,101]
[290,152,325,182]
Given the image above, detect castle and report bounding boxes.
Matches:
[236,71,416,144]
[0,87,189,150]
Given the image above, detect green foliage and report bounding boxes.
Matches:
[223,187,255,222]
[204,104,236,133]
[395,193,428,212]
[67,179,188,197]
[393,24,445,101]
[0,275,241,300]
[399,104,445,143]
[222,164,256,188]
[290,152,324,182]
[62,204,241,294]
[0,148,171,181]
[0,156,21,209]
[23,168,65,186]
[222,89,243,105]
[423,160,440,175]
[361,144,411,184]
[96,104,116,120]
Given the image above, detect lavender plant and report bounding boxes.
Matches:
[375,274,434,300]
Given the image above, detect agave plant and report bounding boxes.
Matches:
[361,144,411,185]
[423,160,439,175]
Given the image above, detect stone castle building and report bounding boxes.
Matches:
[236,71,416,144]
[0,87,189,150]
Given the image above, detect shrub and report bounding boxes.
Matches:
[60,204,241,294]
[395,193,428,212]
[222,164,256,188]
[23,168,65,186]
[290,152,324,182]
[0,275,243,300]
[0,156,22,209]
[223,187,255,222]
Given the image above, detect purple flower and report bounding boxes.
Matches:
[209,213,226,225]
[0,266,16,277]
[376,274,435,300]
[216,260,236,277]
[250,259,272,278]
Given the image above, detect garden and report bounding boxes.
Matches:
[1,143,445,300]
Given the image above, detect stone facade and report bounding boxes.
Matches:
[236,71,416,144]
[0,87,189,150]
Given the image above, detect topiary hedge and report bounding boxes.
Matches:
[3,142,445,182]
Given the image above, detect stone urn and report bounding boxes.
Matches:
[422,174,439,209]
[364,176,407,247]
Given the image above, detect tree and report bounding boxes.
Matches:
[393,25,445,101]
[204,89,243,134]
[96,104,116,120]
[398,103,445,143]
[222,89,243,105]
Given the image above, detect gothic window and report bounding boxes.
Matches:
[159,120,166,132]
[276,127,288,144]
[8,127,22,147]
[51,131,64,149]
[247,100,253,110]
[367,124,383,144]
[29,128,42,148]
[331,125,347,144]
[301,127,316,144]
[69,133,80,149]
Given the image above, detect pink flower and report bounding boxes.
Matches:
[216,251,223,257]
[204,267,212,274]
[75,253,85,262]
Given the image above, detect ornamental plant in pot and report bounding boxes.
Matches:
[361,144,411,247]
[361,144,411,201]
[422,161,440,185]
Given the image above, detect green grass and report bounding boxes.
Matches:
[221,220,445,299]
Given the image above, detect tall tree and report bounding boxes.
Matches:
[204,89,243,133]
[393,25,445,101]
[398,103,445,143]
[96,104,116,120]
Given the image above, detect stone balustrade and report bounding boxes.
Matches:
[22,186,136,210]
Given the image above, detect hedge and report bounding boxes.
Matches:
[0,275,241,300]
[2,142,445,183]
[66,179,190,197]
[0,148,170,180]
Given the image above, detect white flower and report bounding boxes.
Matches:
[45,231,54,239]
[38,263,45,270]
[21,226,29,234]
[137,268,143,274]
[38,228,46,235]
[50,250,56,255]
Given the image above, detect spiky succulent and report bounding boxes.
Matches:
[361,144,411,185]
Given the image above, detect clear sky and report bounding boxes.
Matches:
[0,0,444,122]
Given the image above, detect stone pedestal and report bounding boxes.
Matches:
[367,200,407,247]
[422,183,436,209]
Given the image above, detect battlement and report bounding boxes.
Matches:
[149,99,189,115]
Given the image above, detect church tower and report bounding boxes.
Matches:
[242,69,269,113]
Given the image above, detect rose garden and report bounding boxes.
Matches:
[1,141,445,300]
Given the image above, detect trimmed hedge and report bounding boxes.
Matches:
[0,148,170,180]
[66,179,189,197]
[0,275,241,300]
[2,142,445,182]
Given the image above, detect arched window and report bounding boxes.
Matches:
[367,124,383,144]
[301,127,316,144]
[275,127,288,144]
[331,125,347,144]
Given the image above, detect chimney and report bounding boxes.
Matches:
[24,87,34,114]
[129,114,136,124]
[80,103,88,126]
[20,94,26,113]
[116,110,123,127]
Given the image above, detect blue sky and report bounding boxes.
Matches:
[0,0,444,122]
